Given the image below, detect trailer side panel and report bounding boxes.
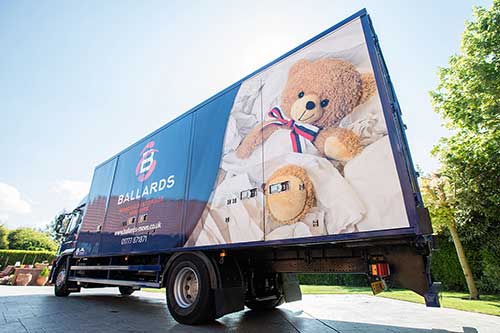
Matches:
[76,10,427,258]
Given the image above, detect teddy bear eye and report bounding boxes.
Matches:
[320,99,329,107]
[298,91,304,98]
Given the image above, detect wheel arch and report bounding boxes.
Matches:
[49,254,72,284]
[162,251,218,289]
[162,251,245,318]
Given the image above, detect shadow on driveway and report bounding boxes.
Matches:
[0,289,485,333]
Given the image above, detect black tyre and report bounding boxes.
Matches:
[54,264,71,297]
[119,286,136,296]
[166,254,215,325]
[245,295,284,311]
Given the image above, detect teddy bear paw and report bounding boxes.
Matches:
[323,129,361,162]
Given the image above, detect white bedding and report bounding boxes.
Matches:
[344,136,410,231]
[194,135,410,245]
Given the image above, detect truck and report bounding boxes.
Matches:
[50,9,440,325]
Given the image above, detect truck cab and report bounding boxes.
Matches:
[54,200,87,255]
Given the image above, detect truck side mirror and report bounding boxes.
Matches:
[55,214,67,234]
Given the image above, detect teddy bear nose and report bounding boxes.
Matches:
[306,101,316,110]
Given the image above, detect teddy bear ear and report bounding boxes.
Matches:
[288,59,310,77]
[358,73,377,105]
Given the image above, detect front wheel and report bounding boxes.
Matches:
[166,254,215,325]
[54,264,71,297]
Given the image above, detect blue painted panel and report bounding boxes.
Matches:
[100,143,146,255]
[184,85,240,240]
[132,114,193,252]
[188,86,240,202]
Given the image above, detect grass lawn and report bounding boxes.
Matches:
[300,285,500,317]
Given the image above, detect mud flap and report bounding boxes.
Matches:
[212,256,245,317]
[281,273,302,303]
[424,282,441,307]
[385,246,441,307]
[215,287,245,317]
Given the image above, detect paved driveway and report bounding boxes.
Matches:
[0,286,499,332]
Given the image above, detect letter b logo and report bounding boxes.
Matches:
[136,141,158,182]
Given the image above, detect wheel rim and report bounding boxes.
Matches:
[56,268,66,288]
[173,267,199,308]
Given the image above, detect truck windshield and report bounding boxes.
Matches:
[65,211,82,235]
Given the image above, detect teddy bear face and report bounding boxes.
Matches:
[281,58,365,127]
[266,165,315,225]
[289,91,325,124]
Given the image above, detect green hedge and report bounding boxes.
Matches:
[430,235,469,291]
[0,250,56,268]
[431,233,500,294]
[298,273,367,286]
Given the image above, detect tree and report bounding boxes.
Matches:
[7,228,57,252]
[430,0,500,222]
[0,224,9,249]
[420,174,479,299]
[429,0,500,298]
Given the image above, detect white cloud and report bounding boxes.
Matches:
[0,213,8,224]
[0,182,32,218]
[51,180,89,203]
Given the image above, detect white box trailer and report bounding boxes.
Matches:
[51,9,440,325]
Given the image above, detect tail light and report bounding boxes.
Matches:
[371,262,390,277]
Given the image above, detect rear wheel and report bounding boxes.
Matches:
[118,286,136,296]
[166,254,215,325]
[54,264,71,297]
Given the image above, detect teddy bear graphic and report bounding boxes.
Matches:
[187,57,383,245]
[236,58,376,163]
[234,57,377,228]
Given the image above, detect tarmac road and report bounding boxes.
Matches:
[0,286,499,333]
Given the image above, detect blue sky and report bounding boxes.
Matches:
[0,0,492,229]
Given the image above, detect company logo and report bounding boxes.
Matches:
[136,141,158,182]
[116,140,176,206]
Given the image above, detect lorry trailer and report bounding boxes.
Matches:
[50,9,440,325]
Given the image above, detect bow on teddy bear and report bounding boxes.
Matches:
[236,58,377,162]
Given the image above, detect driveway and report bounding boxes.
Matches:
[0,286,498,332]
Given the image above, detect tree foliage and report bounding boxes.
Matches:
[0,225,9,249]
[430,0,500,228]
[429,0,500,294]
[7,228,57,252]
[430,1,500,131]
[420,174,479,298]
[420,174,455,233]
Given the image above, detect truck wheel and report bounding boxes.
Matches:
[119,286,135,296]
[54,264,71,297]
[166,254,215,325]
[245,295,284,311]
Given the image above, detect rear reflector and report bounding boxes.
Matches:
[371,263,390,277]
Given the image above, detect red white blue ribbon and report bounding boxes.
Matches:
[264,107,320,153]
